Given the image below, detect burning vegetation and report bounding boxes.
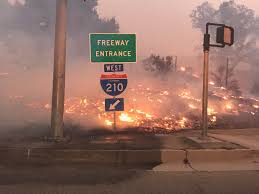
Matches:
[8,65,258,133]
[1,0,259,134]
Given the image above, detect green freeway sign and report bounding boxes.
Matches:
[89,33,136,63]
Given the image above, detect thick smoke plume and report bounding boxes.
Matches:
[7,0,26,6]
[0,0,119,131]
[0,0,258,136]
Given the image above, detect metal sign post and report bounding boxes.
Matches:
[202,23,234,138]
[113,109,116,132]
[202,50,209,137]
[113,99,117,142]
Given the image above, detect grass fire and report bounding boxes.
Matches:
[8,66,257,134]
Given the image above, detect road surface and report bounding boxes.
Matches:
[0,164,259,194]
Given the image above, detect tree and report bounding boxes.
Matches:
[191,1,259,65]
[190,1,259,94]
[143,54,174,79]
[211,63,241,96]
[251,83,259,95]
[0,0,119,68]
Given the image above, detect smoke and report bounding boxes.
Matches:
[1,0,258,135]
[7,0,26,6]
[0,0,119,131]
[190,1,259,95]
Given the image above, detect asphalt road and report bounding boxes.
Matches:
[0,164,259,194]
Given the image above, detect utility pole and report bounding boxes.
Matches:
[50,0,67,140]
[173,56,178,71]
[225,57,229,89]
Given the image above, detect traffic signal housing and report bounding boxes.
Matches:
[216,25,234,46]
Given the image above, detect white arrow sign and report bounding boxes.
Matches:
[109,99,121,110]
[105,98,124,112]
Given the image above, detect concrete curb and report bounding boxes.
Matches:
[187,149,259,162]
[185,149,259,171]
[209,133,259,150]
[0,148,185,165]
[1,148,259,171]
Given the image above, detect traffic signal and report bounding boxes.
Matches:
[216,25,234,46]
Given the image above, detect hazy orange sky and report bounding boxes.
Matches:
[97,0,259,57]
